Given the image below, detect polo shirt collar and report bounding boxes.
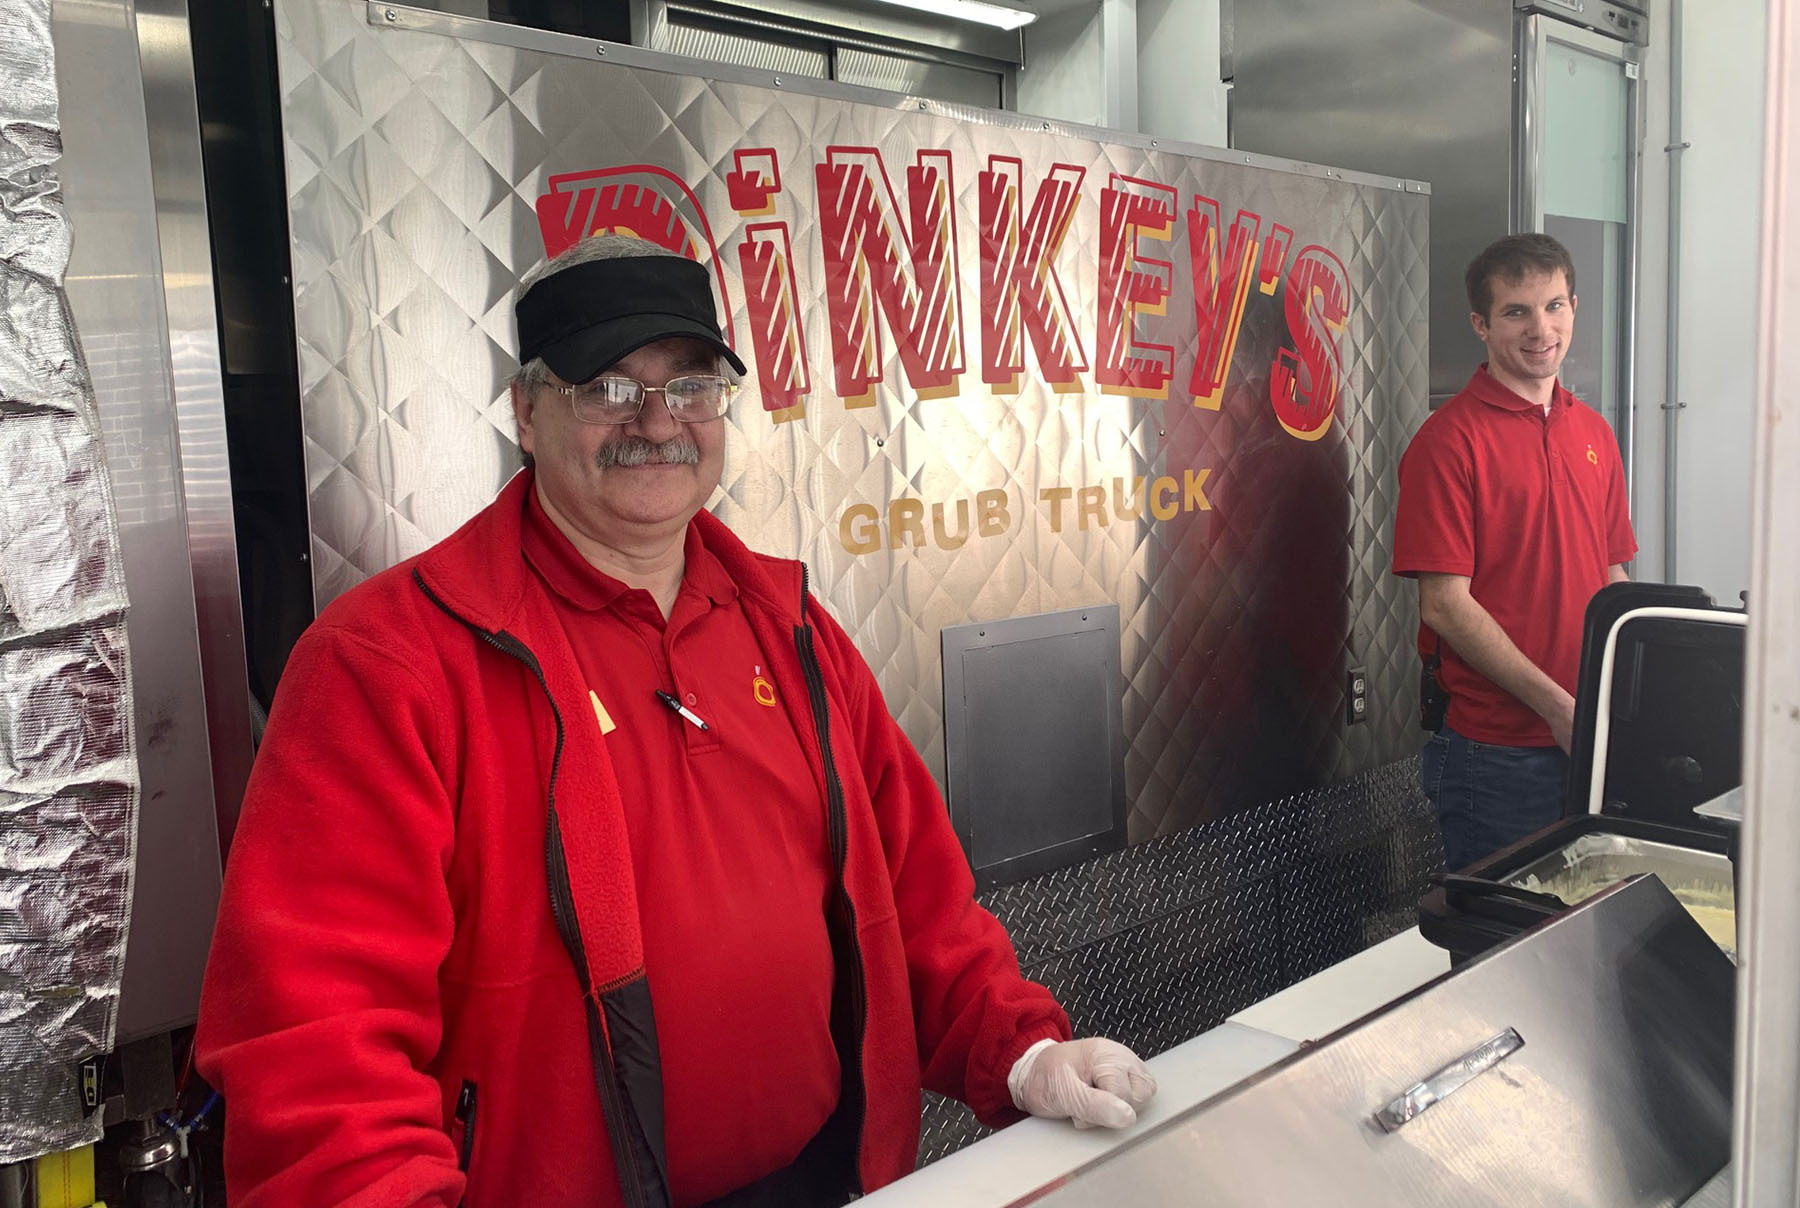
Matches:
[1465,364,1575,415]
[683,529,737,607]
[521,485,738,612]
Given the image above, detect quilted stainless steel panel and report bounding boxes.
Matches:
[276,0,1431,837]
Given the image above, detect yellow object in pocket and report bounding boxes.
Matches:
[589,690,617,736]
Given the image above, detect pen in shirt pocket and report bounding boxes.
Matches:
[654,689,710,731]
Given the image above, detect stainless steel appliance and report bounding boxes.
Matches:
[1230,0,1648,480]
[1008,873,1733,1207]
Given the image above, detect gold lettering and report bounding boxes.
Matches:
[840,503,880,555]
[1037,486,1073,533]
[932,499,972,550]
[1112,476,1144,521]
[1184,467,1213,511]
[977,488,1012,537]
[888,498,927,549]
[1077,485,1108,530]
[1150,476,1179,520]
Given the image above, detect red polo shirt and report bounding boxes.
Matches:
[522,491,839,1206]
[1393,366,1637,746]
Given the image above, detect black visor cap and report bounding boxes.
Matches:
[515,255,747,384]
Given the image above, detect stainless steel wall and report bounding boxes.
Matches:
[50,0,241,1043]
[277,0,1429,837]
[1232,0,1515,408]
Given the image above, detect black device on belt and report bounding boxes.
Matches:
[1420,637,1449,732]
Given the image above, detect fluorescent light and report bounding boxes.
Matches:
[867,0,1038,29]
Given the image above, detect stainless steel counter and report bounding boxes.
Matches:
[1011,875,1735,1208]
[1680,1168,1732,1208]
[869,929,1449,1208]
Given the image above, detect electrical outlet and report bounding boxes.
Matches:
[1346,667,1368,725]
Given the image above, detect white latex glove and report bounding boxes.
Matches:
[1007,1037,1158,1129]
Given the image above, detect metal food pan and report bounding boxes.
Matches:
[1502,833,1735,951]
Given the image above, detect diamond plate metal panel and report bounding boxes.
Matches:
[276,0,1432,836]
[916,753,1442,1167]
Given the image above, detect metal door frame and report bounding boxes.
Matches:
[133,0,256,855]
[1732,4,1800,1201]
[1514,13,1646,499]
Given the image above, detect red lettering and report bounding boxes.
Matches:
[1270,245,1350,441]
[1186,197,1265,411]
[978,158,1087,392]
[536,168,706,258]
[536,178,599,260]
[736,223,811,420]
[815,147,964,405]
[532,166,736,345]
[1258,224,1295,295]
[727,149,781,215]
[727,151,810,420]
[1096,175,1176,399]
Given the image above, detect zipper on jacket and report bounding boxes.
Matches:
[794,569,869,1191]
[455,1080,478,1173]
[415,572,653,1208]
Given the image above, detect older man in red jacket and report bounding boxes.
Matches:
[196,233,1155,1208]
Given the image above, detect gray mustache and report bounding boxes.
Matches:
[596,433,701,468]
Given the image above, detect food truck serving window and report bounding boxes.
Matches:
[655,0,1014,109]
[475,0,1019,109]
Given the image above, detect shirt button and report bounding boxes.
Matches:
[684,692,698,707]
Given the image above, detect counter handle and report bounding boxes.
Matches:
[1373,1028,1526,1133]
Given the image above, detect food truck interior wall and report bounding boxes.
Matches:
[186,0,1768,728]
[183,0,1436,1165]
[90,0,1764,1168]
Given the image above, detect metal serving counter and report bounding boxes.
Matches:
[1010,875,1734,1208]
[867,929,1450,1208]
[861,1023,1300,1208]
[873,878,1731,1207]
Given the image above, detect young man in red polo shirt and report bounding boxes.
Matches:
[1392,233,1636,870]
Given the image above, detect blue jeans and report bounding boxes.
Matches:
[1422,725,1570,871]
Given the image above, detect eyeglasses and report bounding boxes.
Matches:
[550,374,736,425]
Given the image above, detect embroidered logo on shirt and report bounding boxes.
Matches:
[751,665,777,708]
[1586,444,1599,466]
[589,690,617,736]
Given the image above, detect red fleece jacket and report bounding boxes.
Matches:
[195,472,1069,1207]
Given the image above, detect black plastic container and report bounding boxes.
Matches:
[1566,582,1745,828]
[1418,582,1745,964]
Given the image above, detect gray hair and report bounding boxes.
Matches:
[510,233,741,389]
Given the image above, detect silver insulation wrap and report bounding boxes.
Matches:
[0,0,140,1162]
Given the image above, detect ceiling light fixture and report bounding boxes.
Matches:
[866,0,1038,30]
